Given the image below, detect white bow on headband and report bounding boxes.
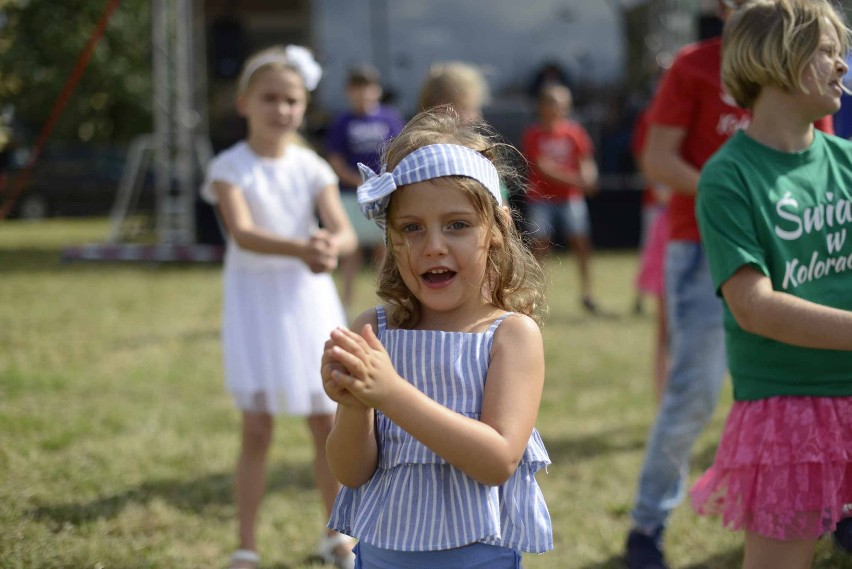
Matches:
[239,45,323,92]
[356,143,502,232]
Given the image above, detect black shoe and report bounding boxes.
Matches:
[582,296,600,315]
[625,527,670,569]
[834,517,852,554]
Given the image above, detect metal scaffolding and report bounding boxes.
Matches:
[106,0,213,249]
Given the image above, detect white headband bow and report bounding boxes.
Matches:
[356,143,502,232]
[239,45,322,92]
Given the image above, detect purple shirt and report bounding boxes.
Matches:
[326,105,404,191]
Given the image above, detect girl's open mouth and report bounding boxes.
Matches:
[422,269,457,285]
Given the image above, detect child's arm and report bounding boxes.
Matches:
[536,155,598,194]
[329,314,545,486]
[641,124,701,196]
[213,181,337,273]
[315,182,358,257]
[722,266,852,350]
[324,309,379,488]
[578,154,599,195]
[327,153,365,189]
[536,156,583,188]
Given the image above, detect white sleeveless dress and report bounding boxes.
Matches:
[201,141,346,416]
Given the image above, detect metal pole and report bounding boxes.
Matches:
[192,0,209,144]
[152,0,172,243]
[174,0,195,243]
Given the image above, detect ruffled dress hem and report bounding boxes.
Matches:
[329,460,553,553]
[690,396,852,540]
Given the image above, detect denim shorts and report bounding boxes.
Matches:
[527,199,590,239]
[353,541,523,569]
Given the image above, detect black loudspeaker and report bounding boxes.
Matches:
[698,14,724,40]
[210,18,245,79]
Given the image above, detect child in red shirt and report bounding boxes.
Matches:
[522,84,600,313]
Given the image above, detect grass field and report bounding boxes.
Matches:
[1,218,850,569]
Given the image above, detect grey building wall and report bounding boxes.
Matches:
[312,0,631,116]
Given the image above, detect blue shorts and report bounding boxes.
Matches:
[353,541,522,569]
[527,199,590,239]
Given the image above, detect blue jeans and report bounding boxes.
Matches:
[631,241,727,532]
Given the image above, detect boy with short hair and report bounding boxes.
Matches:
[326,64,404,310]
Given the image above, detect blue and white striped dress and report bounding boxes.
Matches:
[328,306,553,553]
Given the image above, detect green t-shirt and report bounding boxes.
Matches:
[696,130,852,401]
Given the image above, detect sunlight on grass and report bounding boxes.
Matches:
[2,218,850,568]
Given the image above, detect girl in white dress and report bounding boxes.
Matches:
[201,45,357,569]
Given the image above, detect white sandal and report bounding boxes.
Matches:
[316,532,355,569]
[228,549,260,569]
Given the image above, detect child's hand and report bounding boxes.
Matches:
[321,337,367,408]
[303,229,339,273]
[328,324,404,409]
[538,156,560,171]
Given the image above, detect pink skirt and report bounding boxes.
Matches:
[635,207,668,297]
[691,396,852,540]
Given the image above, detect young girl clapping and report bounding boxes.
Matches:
[322,110,553,568]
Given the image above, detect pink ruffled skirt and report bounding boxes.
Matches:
[691,396,852,540]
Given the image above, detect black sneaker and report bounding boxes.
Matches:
[582,296,600,315]
[625,527,670,569]
[834,517,852,554]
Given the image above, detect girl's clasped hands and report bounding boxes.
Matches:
[321,325,401,410]
[303,228,340,274]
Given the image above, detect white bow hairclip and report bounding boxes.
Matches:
[239,45,322,92]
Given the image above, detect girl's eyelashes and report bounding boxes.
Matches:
[394,220,474,233]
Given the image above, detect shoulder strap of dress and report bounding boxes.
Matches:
[375,305,387,333]
[486,311,514,335]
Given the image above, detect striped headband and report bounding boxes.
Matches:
[356,143,502,232]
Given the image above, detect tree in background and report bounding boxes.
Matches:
[0,0,151,145]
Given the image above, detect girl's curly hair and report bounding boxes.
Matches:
[376,108,547,329]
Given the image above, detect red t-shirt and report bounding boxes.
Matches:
[522,119,594,202]
[648,38,748,241]
[649,37,834,241]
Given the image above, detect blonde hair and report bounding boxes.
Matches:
[377,110,546,329]
[722,0,850,109]
[236,46,306,96]
[418,62,490,113]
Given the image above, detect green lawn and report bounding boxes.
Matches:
[1,218,850,568]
